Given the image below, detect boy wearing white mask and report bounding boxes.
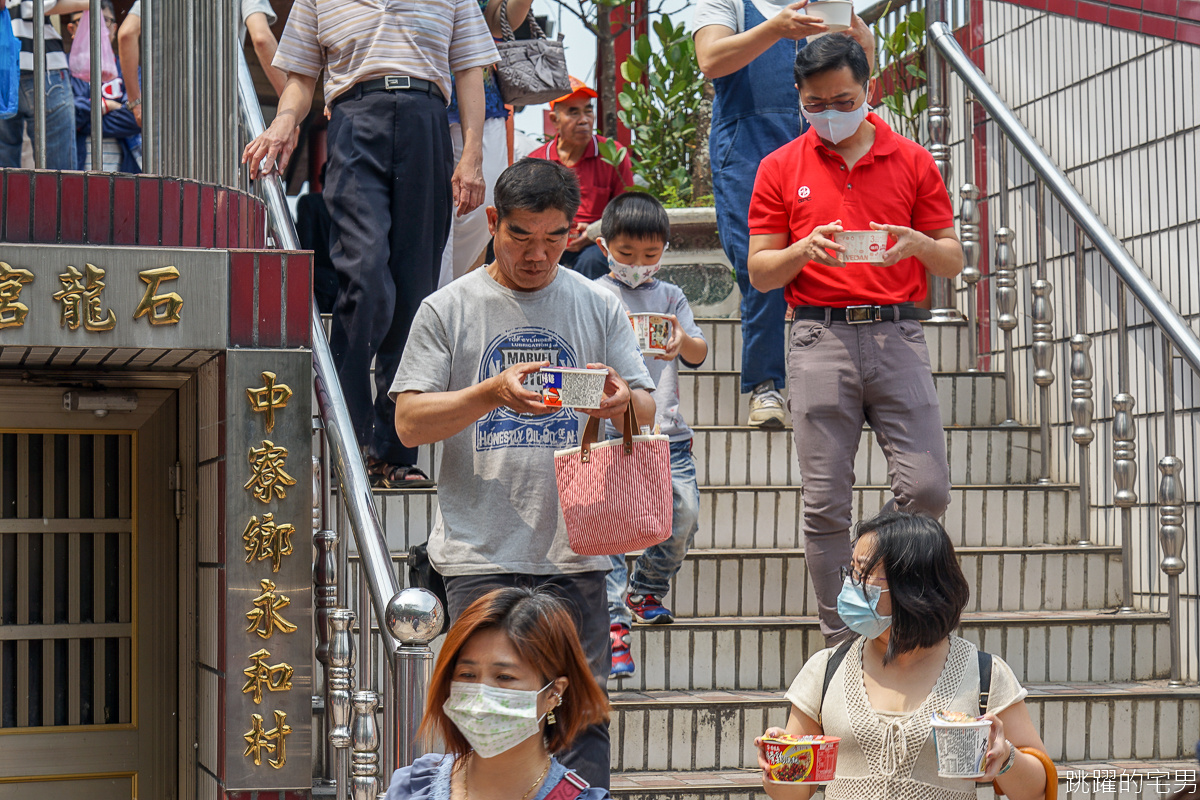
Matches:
[592,192,709,678]
[746,35,963,646]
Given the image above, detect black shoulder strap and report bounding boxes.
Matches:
[978,650,993,718]
[819,637,857,724]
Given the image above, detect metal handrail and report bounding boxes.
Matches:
[928,21,1200,374]
[235,53,401,660]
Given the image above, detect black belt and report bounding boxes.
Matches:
[334,75,445,106]
[791,304,932,324]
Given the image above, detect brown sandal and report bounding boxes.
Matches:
[366,458,435,489]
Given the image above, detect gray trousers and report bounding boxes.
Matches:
[444,570,611,789]
[786,316,952,642]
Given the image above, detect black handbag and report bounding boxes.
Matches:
[407,542,450,617]
[493,0,571,108]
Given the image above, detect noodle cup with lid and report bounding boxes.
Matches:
[760,733,840,784]
[834,230,890,263]
[538,367,608,410]
[930,711,992,779]
[628,313,673,357]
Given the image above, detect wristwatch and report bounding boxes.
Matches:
[127,97,143,110]
[997,740,1017,775]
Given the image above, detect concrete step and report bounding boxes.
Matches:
[610,760,1200,799]
[693,424,1041,487]
[679,369,1007,428]
[696,317,975,374]
[646,544,1122,619]
[607,681,1200,772]
[606,611,1169,692]
[366,484,1081,554]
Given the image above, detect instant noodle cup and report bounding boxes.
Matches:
[629,313,673,357]
[834,230,890,263]
[760,733,840,784]
[930,711,992,779]
[538,367,608,410]
[804,0,853,31]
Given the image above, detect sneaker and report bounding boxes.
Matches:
[626,593,675,624]
[748,381,786,429]
[609,623,635,678]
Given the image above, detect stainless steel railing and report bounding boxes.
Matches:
[927,17,1197,685]
[236,51,445,796]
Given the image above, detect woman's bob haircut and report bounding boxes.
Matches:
[419,587,610,755]
[854,511,971,664]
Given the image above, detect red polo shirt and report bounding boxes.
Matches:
[748,113,953,308]
[529,134,634,226]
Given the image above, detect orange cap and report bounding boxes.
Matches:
[549,76,598,109]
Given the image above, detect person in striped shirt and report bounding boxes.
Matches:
[242,0,499,489]
[0,0,90,169]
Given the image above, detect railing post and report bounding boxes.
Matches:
[1157,336,1186,688]
[351,691,381,800]
[924,0,960,323]
[314,529,339,779]
[385,588,447,770]
[32,0,46,167]
[1068,334,1094,546]
[328,609,357,800]
[1031,278,1055,484]
[959,183,982,371]
[1113,284,1137,613]
[994,227,1018,426]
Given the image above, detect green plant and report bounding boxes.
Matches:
[604,15,708,205]
[872,6,927,142]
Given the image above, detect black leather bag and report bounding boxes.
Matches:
[493,0,571,108]
[407,542,449,616]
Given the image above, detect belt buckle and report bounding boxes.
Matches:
[845,305,878,324]
[384,75,411,91]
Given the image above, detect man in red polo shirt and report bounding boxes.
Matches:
[530,77,634,279]
[748,35,962,645]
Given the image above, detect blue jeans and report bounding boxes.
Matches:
[0,71,76,170]
[607,439,700,626]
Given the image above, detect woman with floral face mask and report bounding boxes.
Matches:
[754,512,1050,800]
[384,587,611,800]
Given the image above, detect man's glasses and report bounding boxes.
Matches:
[802,86,868,115]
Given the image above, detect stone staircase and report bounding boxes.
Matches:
[358,316,1200,799]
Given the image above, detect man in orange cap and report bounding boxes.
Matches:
[529,77,634,279]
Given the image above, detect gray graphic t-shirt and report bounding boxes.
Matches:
[592,275,706,442]
[389,266,654,576]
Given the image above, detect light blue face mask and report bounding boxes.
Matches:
[836,575,892,639]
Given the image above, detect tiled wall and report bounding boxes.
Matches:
[996,0,1200,44]
[949,2,1200,679]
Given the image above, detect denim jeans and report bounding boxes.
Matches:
[0,71,76,170]
[607,439,700,626]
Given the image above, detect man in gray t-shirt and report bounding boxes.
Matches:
[389,159,654,789]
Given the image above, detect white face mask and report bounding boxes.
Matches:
[443,680,554,758]
[598,237,667,288]
[802,98,871,145]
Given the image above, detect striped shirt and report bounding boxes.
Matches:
[11,0,68,74]
[273,0,499,105]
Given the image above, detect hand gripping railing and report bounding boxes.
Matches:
[236,53,445,795]
[928,21,1196,686]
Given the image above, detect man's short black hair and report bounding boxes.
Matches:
[794,34,871,90]
[599,191,671,243]
[493,158,581,224]
[853,511,970,665]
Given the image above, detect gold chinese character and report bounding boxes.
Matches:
[246,371,294,433]
[241,648,294,704]
[243,709,292,769]
[243,512,295,573]
[53,264,116,332]
[245,578,298,639]
[133,265,183,325]
[244,439,296,503]
[0,262,34,330]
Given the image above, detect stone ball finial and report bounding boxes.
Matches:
[385,587,445,646]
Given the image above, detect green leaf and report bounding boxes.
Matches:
[912,94,929,114]
[621,61,642,82]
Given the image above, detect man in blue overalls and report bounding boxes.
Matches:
[693,0,874,427]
